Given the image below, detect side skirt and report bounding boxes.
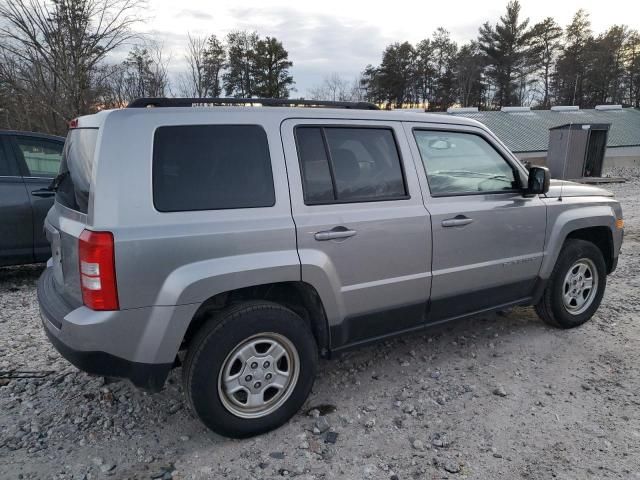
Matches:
[329,303,426,352]
[329,297,534,356]
[328,280,544,356]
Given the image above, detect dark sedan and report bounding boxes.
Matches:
[0,130,64,266]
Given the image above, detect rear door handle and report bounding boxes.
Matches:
[31,188,55,198]
[442,216,473,227]
[314,227,357,241]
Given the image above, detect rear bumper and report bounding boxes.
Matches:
[41,325,172,391]
[37,267,174,391]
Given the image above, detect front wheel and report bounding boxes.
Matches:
[535,239,607,328]
[182,301,318,438]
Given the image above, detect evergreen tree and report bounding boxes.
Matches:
[251,36,294,98]
[455,42,485,107]
[203,35,226,97]
[360,64,384,105]
[414,39,434,107]
[478,0,533,107]
[529,17,563,108]
[554,9,592,106]
[377,42,416,108]
[430,28,458,110]
[627,32,640,107]
[583,26,629,105]
[224,30,258,97]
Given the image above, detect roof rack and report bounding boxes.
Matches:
[126,97,380,110]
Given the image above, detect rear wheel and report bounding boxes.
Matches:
[182,301,317,438]
[535,239,607,328]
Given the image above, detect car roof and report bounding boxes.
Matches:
[81,106,486,130]
[0,129,65,142]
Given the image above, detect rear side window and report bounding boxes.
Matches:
[295,128,334,203]
[153,125,275,212]
[295,127,407,204]
[56,128,98,214]
[14,136,63,177]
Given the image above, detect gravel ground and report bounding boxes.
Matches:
[1,168,639,480]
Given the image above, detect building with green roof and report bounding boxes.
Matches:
[437,105,640,170]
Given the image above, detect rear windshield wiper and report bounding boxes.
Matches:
[47,171,70,192]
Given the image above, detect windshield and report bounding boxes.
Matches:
[55,128,98,214]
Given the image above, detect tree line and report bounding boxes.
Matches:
[1,0,638,136]
[350,1,640,110]
[0,0,294,134]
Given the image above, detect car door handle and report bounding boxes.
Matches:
[314,227,357,241]
[442,216,474,227]
[31,188,54,198]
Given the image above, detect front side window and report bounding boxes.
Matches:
[15,136,63,177]
[153,125,275,212]
[414,130,519,196]
[296,126,407,204]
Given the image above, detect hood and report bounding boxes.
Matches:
[545,180,614,198]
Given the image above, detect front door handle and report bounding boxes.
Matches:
[442,215,473,227]
[314,227,357,241]
[31,188,55,198]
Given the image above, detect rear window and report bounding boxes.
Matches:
[55,128,98,214]
[152,125,275,212]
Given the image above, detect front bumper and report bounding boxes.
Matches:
[37,268,173,391]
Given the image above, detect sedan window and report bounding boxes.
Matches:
[15,136,64,177]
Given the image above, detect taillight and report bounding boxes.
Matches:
[78,230,119,310]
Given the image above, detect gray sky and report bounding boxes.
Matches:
[134,0,640,97]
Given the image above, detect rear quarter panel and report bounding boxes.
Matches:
[91,109,300,310]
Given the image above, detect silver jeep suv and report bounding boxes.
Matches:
[38,98,623,438]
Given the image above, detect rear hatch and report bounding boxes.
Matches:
[45,122,100,303]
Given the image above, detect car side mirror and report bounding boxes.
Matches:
[526,166,550,195]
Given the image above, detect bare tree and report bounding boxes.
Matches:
[0,0,143,133]
[120,42,169,100]
[308,73,352,101]
[179,33,226,98]
[179,34,208,97]
[348,76,366,101]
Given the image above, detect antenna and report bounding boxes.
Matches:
[558,122,572,202]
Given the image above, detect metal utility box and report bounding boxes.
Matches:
[547,123,610,179]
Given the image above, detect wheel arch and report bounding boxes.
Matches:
[540,206,617,279]
[566,226,614,273]
[181,282,331,358]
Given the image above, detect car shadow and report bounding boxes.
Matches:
[0,263,45,286]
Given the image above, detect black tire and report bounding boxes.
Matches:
[182,301,317,438]
[535,239,607,328]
